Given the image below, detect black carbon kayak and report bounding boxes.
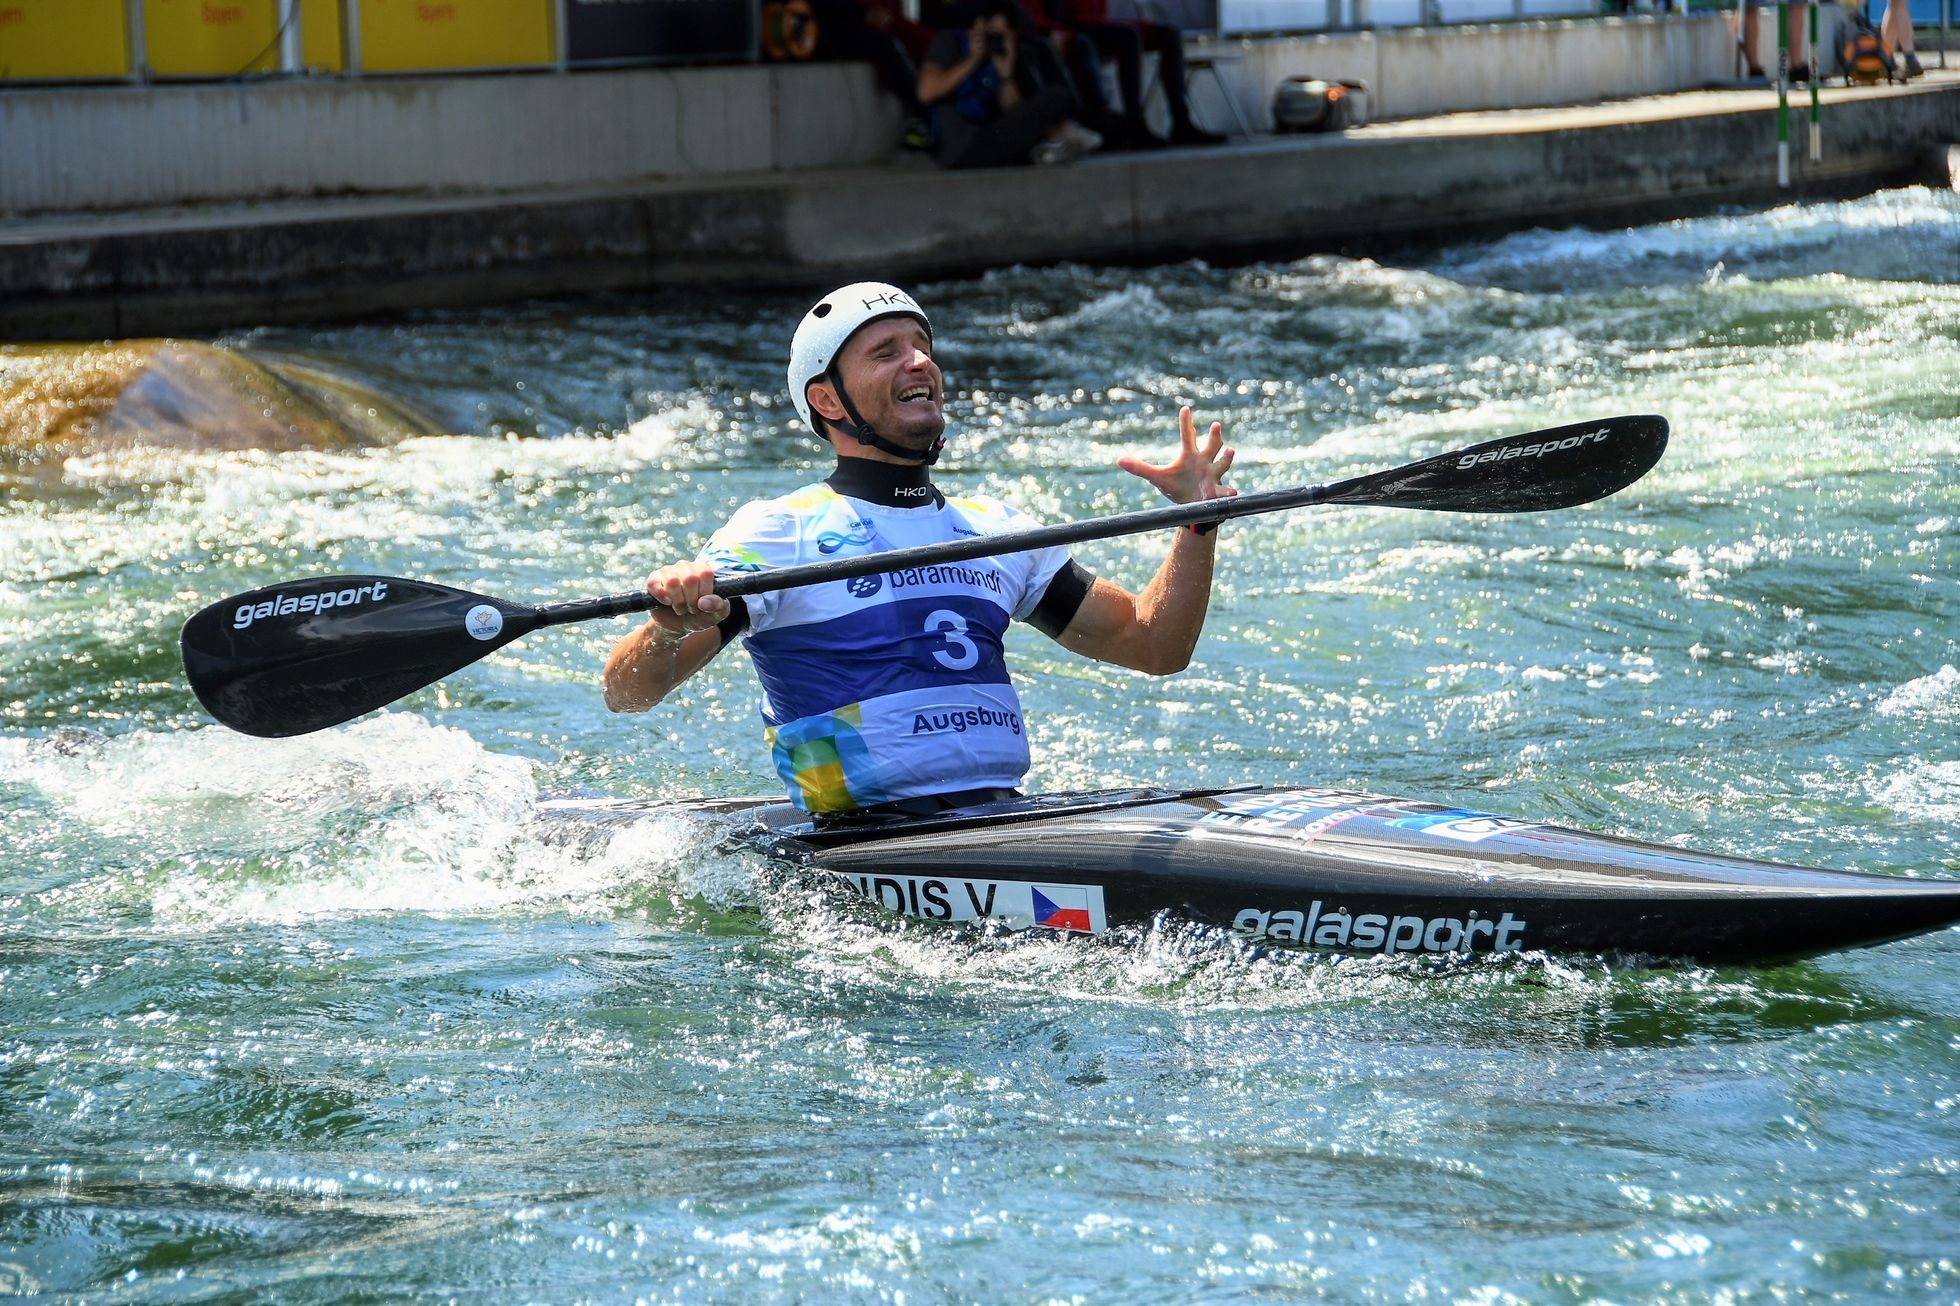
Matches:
[552,785,1960,964]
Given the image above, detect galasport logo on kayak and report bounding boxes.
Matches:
[1233,902,1528,953]
[1458,425,1613,470]
[233,581,388,629]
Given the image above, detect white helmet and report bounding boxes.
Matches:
[787,282,932,435]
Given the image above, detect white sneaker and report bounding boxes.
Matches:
[1031,137,1075,166]
[1058,120,1104,156]
[1032,121,1104,166]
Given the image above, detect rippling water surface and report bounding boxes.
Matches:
[4,189,1958,1301]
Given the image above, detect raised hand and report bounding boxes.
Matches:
[1117,406,1237,507]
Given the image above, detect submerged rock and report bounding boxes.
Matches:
[0,338,442,473]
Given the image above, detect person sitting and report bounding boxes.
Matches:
[1040,0,1225,147]
[807,0,935,149]
[917,0,1104,169]
[994,0,1144,148]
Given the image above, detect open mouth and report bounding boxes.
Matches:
[897,385,934,404]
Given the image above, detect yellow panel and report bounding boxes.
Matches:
[301,0,344,71]
[358,0,553,72]
[144,0,281,77]
[0,0,131,80]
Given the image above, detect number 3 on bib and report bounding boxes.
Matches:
[924,609,980,671]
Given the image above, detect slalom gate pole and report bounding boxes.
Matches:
[1776,0,1790,188]
[1807,2,1820,164]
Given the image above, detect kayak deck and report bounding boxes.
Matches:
[550,786,1960,964]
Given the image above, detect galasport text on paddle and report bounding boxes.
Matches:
[182,414,1669,738]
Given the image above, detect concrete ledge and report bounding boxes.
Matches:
[4,78,1954,339]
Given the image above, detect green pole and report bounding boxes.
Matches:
[1776,0,1790,188]
[1807,2,1821,163]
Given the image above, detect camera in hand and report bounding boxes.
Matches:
[984,30,1006,56]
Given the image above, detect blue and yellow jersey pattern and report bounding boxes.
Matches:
[700,485,1071,813]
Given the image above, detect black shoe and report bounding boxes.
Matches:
[1123,121,1171,150]
[1085,110,1147,151]
[1168,122,1227,146]
[1789,64,1809,83]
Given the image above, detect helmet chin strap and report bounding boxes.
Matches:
[823,365,945,466]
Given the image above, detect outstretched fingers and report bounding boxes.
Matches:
[1211,441,1238,497]
[1118,405,1235,505]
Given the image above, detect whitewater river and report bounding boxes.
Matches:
[4,189,1957,1300]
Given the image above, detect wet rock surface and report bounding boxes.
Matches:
[1,339,441,474]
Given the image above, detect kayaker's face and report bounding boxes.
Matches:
[824,317,944,455]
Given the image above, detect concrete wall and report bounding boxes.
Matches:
[1220,0,1598,31]
[4,14,1794,215]
[0,62,900,216]
[746,84,1956,277]
[7,79,1952,338]
[1183,13,1811,131]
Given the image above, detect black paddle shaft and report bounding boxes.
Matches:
[182,414,1667,736]
[532,414,1669,628]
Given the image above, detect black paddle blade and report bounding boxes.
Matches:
[1325,414,1669,513]
[181,575,538,738]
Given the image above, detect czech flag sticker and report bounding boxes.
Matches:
[1032,884,1097,934]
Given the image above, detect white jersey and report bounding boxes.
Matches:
[699,482,1073,813]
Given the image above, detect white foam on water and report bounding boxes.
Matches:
[1874,665,1960,722]
[4,715,740,929]
[1872,759,1960,827]
[0,406,705,591]
[61,401,693,494]
[1430,190,1960,289]
[751,861,1666,1019]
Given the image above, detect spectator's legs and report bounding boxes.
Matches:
[1786,1,1808,73]
[1016,29,1119,139]
[944,84,1073,168]
[1881,0,1922,75]
[1136,24,1189,123]
[1048,30,1134,145]
[1079,22,1147,123]
[1738,2,1764,78]
[1070,20,1226,144]
[1068,22,1162,146]
[1133,21,1224,144]
[1060,30,1111,114]
[1017,31,1076,101]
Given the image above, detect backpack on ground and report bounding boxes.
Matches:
[1835,10,1897,84]
[1271,78,1367,133]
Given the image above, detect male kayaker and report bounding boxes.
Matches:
[603,282,1234,817]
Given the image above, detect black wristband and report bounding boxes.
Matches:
[1187,521,1217,537]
